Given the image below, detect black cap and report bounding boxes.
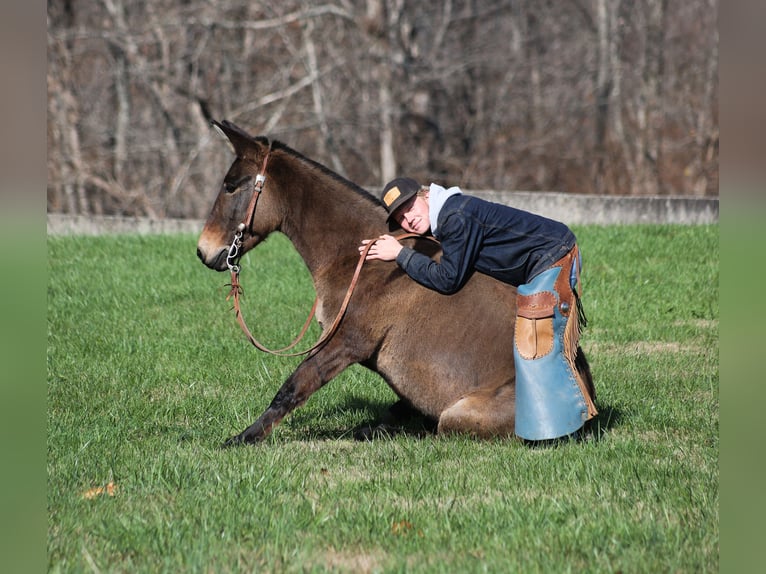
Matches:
[379,177,421,222]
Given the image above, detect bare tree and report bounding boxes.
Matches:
[47,0,718,218]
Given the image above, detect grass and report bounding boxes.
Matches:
[47,225,718,572]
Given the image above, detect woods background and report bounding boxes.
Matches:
[47,0,718,219]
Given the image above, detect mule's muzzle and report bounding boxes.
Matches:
[197,244,229,271]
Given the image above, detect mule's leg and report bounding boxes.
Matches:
[436,383,516,439]
[223,349,348,446]
[353,399,437,441]
[439,351,592,442]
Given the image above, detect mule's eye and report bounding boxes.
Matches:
[224,176,252,194]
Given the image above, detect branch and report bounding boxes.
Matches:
[191,4,354,31]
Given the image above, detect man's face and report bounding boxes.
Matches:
[393,196,430,234]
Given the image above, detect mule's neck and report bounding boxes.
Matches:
[270,158,388,276]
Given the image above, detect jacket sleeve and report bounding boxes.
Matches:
[395,212,483,294]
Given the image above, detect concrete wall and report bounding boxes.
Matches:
[47,192,718,236]
[471,191,719,225]
[47,214,204,236]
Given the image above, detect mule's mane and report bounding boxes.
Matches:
[262,137,384,212]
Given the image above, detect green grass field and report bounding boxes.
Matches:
[47,225,718,573]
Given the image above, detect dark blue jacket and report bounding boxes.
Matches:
[396,194,576,294]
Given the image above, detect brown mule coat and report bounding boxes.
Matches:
[197,121,591,444]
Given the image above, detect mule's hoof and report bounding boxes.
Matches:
[221,435,243,449]
[221,432,257,448]
[353,424,394,441]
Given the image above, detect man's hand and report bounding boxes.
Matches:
[359,234,404,261]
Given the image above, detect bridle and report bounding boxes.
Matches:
[225,140,272,274]
[223,142,428,358]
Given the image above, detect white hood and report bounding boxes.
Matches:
[428,183,463,234]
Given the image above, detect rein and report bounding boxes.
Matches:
[227,231,422,358]
[223,144,427,357]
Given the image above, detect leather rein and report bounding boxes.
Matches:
[224,144,423,358]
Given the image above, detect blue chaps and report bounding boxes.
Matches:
[514,246,598,441]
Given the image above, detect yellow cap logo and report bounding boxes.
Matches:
[383,186,401,207]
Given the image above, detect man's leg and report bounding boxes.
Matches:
[513,247,597,441]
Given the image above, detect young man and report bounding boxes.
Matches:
[359,177,597,441]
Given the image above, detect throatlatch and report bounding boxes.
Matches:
[513,246,597,441]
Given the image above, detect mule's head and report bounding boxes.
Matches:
[197,120,282,271]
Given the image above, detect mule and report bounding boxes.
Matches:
[197,120,593,445]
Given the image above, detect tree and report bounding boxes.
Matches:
[47,0,718,218]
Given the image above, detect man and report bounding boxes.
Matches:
[360,177,597,441]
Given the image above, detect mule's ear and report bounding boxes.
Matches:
[211,121,235,154]
[210,120,255,158]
